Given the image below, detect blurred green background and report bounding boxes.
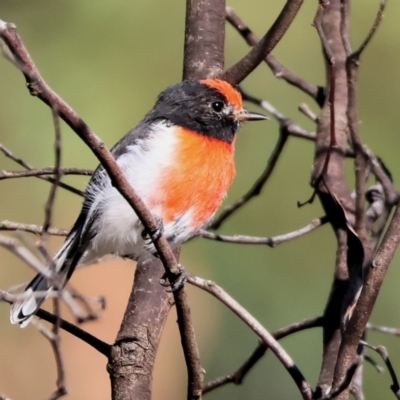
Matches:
[1,0,400,399]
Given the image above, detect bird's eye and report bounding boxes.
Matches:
[211,101,224,112]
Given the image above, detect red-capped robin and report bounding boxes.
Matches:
[10,79,267,326]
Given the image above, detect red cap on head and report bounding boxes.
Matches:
[200,79,243,111]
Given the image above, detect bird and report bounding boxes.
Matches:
[10,79,267,327]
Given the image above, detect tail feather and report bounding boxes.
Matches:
[10,229,83,327]
[10,274,51,327]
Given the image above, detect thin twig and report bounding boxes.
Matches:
[0,234,51,277]
[33,300,67,400]
[225,6,322,104]
[0,167,93,180]
[222,0,304,84]
[36,108,62,274]
[360,340,400,399]
[0,143,84,196]
[203,317,323,394]
[202,217,327,246]
[366,323,400,337]
[298,103,318,122]
[188,276,313,400]
[352,0,387,58]
[0,220,68,236]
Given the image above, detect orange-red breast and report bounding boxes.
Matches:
[10,79,267,326]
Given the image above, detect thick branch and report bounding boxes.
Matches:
[332,201,400,395]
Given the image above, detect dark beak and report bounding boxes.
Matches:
[233,109,269,122]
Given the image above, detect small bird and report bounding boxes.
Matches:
[10,79,267,326]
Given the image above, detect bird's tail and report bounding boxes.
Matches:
[10,230,82,327]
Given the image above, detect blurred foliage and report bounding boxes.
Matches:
[0,1,400,399]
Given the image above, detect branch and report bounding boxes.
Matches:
[203,317,323,394]
[0,220,68,236]
[225,6,323,104]
[222,0,304,84]
[202,217,327,246]
[360,340,400,399]
[0,143,84,196]
[332,200,400,393]
[188,276,313,400]
[0,167,93,180]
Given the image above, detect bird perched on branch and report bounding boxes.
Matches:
[10,79,267,327]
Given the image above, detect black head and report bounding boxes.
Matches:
[145,79,267,144]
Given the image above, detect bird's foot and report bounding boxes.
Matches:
[141,216,164,244]
[160,264,187,292]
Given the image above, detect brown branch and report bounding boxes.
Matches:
[0,167,93,180]
[332,200,400,396]
[367,323,400,337]
[0,143,84,196]
[0,220,69,236]
[352,0,387,59]
[183,0,226,80]
[202,217,327,246]
[222,0,304,84]
[225,6,323,104]
[108,258,174,400]
[188,276,313,400]
[0,234,51,277]
[203,317,323,394]
[360,341,400,399]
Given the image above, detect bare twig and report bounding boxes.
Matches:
[0,220,68,236]
[202,217,327,246]
[222,0,304,84]
[188,276,313,400]
[0,167,93,180]
[203,317,323,394]
[298,103,318,122]
[33,302,67,400]
[352,0,386,58]
[0,234,51,277]
[0,143,84,196]
[35,109,62,277]
[225,6,322,104]
[366,323,400,337]
[360,340,400,399]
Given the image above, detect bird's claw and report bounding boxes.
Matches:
[141,215,164,243]
[159,264,187,292]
